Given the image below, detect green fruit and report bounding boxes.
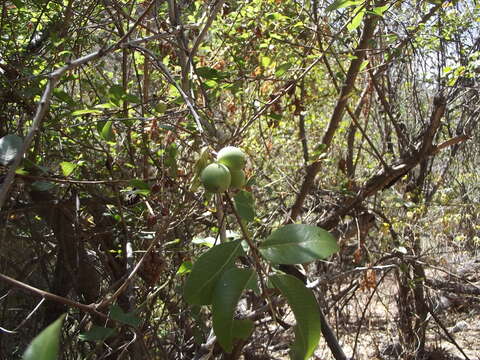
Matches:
[217,146,246,170]
[200,163,231,193]
[229,170,246,190]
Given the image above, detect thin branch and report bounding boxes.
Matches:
[0,273,107,319]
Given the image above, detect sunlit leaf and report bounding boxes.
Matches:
[100,121,115,142]
[347,7,366,32]
[60,161,76,177]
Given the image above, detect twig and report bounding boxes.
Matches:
[0,273,107,319]
[427,303,471,360]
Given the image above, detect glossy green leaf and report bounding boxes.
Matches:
[71,109,102,116]
[212,268,256,352]
[129,179,150,190]
[184,240,244,305]
[79,326,116,342]
[100,121,115,142]
[60,161,76,177]
[259,224,338,264]
[23,314,65,360]
[270,275,321,360]
[233,190,255,222]
[109,305,141,328]
[0,134,23,166]
[347,7,366,32]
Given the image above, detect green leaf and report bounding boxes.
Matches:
[79,326,116,342]
[23,314,65,360]
[260,55,272,68]
[71,109,102,116]
[233,190,255,222]
[372,4,389,16]
[100,121,115,142]
[275,62,292,77]
[94,103,117,109]
[129,179,150,191]
[326,0,361,12]
[60,161,76,177]
[108,85,125,105]
[53,89,75,105]
[0,134,23,166]
[232,319,254,340]
[183,240,244,305]
[212,268,256,352]
[109,305,141,328]
[347,7,366,32]
[196,67,229,80]
[31,181,56,192]
[176,261,193,275]
[196,67,219,80]
[259,224,338,264]
[270,275,321,360]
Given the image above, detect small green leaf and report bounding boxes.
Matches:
[326,0,361,12]
[100,121,115,142]
[108,85,125,105]
[176,261,193,275]
[270,275,321,360]
[197,67,219,79]
[184,240,244,305]
[260,55,272,68]
[359,60,369,72]
[347,7,366,32]
[212,268,256,352]
[196,67,229,80]
[259,224,338,264]
[23,314,65,360]
[109,305,141,328]
[0,134,23,166]
[79,326,116,342]
[275,62,292,77]
[53,89,75,105]
[233,190,255,222]
[71,109,102,116]
[128,179,150,191]
[372,4,389,16]
[94,103,117,109]
[60,161,76,177]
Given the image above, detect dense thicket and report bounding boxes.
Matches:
[0,0,479,359]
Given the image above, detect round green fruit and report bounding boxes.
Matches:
[200,163,231,193]
[217,146,246,171]
[229,170,246,190]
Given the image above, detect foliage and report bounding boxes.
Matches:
[0,0,479,359]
